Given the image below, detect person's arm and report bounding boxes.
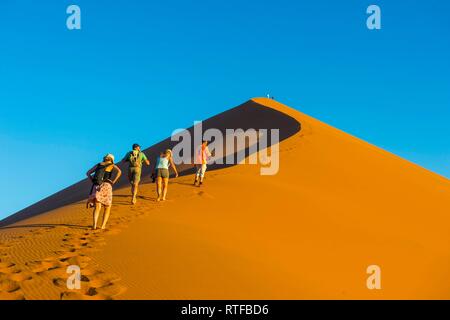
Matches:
[193,146,200,167]
[86,165,98,181]
[143,153,150,166]
[169,157,178,177]
[112,165,122,184]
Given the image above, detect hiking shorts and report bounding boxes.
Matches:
[196,164,207,178]
[156,168,169,179]
[128,167,142,185]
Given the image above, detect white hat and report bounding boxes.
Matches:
[104,154,115,163]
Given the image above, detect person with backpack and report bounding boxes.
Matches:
[86,154,122,230]
[155,149,178,201]
[194,140,212,186]
[122,143,150,204]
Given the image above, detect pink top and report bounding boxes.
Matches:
[196,145,211,165]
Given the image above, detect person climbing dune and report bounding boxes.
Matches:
[194,140,211,186]
[86,154,122,230]
[155,149,178,201]
[122,143,150,205]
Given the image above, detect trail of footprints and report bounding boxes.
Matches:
[0,192,172,300]
[0,219,132,299]
[0,227,67,300]
[0,241,30,300]
[25,230,126,300]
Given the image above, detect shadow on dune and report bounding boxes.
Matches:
[0,223,88,230]
[0,100,301,227]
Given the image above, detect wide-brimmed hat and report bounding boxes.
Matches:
[104,154,115,163]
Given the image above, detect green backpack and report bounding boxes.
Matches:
[129,150,141,167]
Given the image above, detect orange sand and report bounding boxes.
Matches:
[0,98,449,300]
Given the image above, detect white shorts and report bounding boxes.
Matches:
[196,164,207,178]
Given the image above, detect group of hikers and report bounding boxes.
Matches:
[86,141,212,230]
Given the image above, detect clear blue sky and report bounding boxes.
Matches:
[1,0,449,219]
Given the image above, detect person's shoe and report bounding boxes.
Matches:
[199,181,203,186]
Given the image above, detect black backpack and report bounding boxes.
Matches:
[92,163,113,186]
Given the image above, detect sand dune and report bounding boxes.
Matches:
[1,100,299,227]
[0,98,449,300]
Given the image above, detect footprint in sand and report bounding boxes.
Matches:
[0,259,19,275]
[0,261,16,273]
[53,269,125,300]
[0,254,33,290]
[8,271,33,282]
[26,258,66,276]
[0,275,25,300]
[60,255,91,269]
[25,254,92,282]
[60,233,108,253]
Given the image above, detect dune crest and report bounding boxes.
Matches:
[0,98,449,300]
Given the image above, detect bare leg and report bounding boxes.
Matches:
[199,165,206,184]
[93,202,102,230]
[194,165,199,185]
[132,183,138,204]
[101,206,111,230]
[156,177,162,201]
[162,178,169,201]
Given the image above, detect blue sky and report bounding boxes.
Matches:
[0,0,449,219]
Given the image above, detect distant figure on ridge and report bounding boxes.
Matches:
[86,154,122,230]
[155,149,178,201]
[194,140,212,186]
[122,143,150,205]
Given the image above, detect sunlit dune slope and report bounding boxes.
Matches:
[0,98,449,300]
